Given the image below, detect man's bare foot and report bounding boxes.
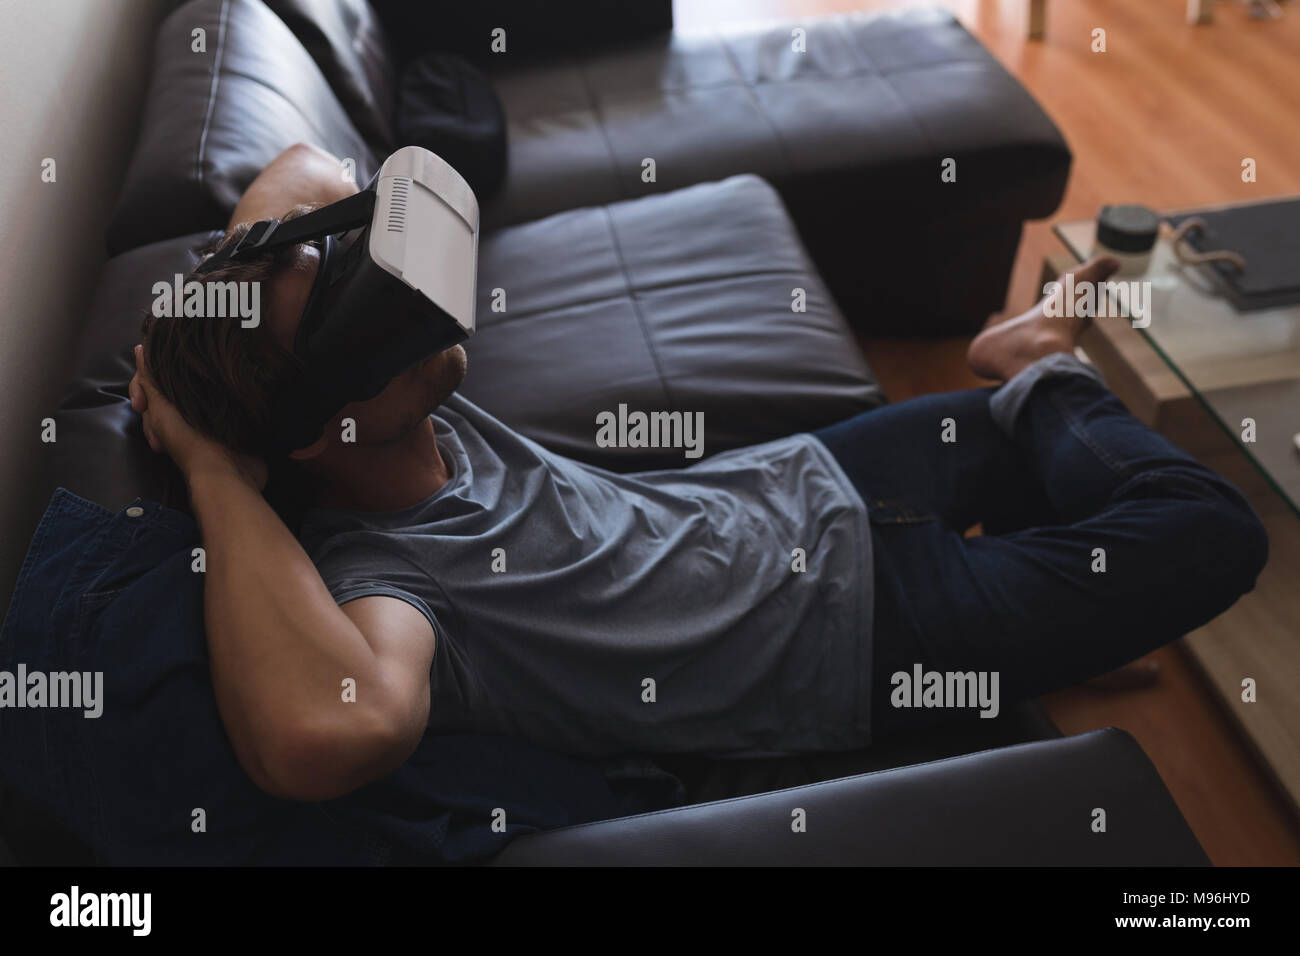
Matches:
[967,257,1121,383]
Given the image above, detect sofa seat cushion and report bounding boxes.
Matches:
[460,174,885,471]
[481,8,1070,231]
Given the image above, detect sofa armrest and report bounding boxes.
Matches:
[370,0,673,64]
[489,729,1209,866]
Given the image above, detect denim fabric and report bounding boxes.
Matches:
[987,352,1106,436]
[0,489,681,865]
[814,356,1269,738]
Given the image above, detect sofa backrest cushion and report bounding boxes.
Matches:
[369,0,673,64]
[264,0,399,150]
[106,0,377,255]
[47,232,219,515]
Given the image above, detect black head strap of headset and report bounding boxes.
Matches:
[193,189,377,275]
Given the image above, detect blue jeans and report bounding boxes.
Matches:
[813,355,1269,737]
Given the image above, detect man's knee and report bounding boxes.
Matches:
[1211,495,1269,597]
[1120,465,1268,606]
[1174,482,1269,606]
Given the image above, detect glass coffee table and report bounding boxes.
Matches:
[1055,217,1300,518]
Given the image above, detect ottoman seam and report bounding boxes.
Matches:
[600,206,676,408]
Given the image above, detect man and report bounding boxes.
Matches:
[131,144,1267,802]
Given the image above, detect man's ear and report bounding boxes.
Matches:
[287,432,331,461]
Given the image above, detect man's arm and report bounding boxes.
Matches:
[129,144,435,801]
[186,456,435,802]
[227,142,359,228]
[130,345,435,802]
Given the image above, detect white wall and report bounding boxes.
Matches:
[0,0,175,613]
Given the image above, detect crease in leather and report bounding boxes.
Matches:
[599,205,675,409]
[214,66,375,164]
[830,14,935,159]
[194,0,231,189]
[477,266,818,329]
[714,31,794,177]
[572,53,626,201]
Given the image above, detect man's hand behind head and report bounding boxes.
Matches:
[130,343,268,492]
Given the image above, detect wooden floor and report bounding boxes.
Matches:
[678,0,1300,864]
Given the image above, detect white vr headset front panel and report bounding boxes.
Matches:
[369,146,480,336]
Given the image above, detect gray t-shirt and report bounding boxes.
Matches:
[298,393,873,759]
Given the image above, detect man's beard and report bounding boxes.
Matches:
[394,345,467,436]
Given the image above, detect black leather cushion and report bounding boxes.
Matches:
[46,233,217,514]
[492,728,1210,866]
[106,0,378,255]
[102,2,1067,333]
[459,175,885,471]
[481,8,1070,231]
[370,0,674,64]
[656,700,1061,805]
[265,0,399,150]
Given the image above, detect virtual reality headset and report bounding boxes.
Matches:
[194,145,479,454]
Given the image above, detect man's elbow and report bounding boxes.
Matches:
[250,706,421,803]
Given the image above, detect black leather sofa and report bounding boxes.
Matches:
[107,0,1072,337]
[496,729,1209,865]
[0,0,1208,865]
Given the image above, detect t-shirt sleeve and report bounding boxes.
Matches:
[328,579,440,636]
[306,537,441,637]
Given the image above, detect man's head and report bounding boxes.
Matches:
[140,205,468,465]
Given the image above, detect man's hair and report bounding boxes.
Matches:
[139,204,318,460]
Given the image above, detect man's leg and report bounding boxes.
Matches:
[816,259,1269,737]
[813,385,1052,537]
